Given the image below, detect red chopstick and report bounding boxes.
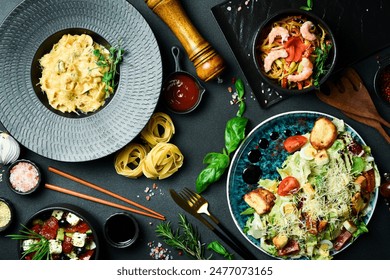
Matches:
[47,166,165,220]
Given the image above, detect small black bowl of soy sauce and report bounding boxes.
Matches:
[104,212,139,249]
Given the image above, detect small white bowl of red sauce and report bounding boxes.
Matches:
[162,46,205,114]
[6,159,41,195]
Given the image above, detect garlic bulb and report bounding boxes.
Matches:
[0,131,20,166]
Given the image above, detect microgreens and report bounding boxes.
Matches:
[93,45,124,97]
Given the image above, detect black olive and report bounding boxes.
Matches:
[58,219,68,227]
[75,246,86,255]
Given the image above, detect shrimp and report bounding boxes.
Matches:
[264,49,288,72]
[268,26,290,44]
[287,57,313,82]
[300,21,316,41]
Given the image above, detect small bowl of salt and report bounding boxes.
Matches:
[0,197,14,233]
[6,159,42,195]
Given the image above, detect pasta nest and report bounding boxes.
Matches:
[114,112,183,180]
[114,143,149,179]
[140,112,175,147]
[142,143,184,180]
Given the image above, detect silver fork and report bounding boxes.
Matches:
[178,187,256,259]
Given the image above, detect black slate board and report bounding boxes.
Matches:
[212,0,390,108]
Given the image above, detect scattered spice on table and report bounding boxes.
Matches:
[138,183,164,201]
[147,241,173,260]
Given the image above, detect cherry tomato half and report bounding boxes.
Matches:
[277,176,300,196]
[283,135,308,153]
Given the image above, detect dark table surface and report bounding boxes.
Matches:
[0,0,389,260]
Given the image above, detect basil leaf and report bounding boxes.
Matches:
[225,116,248,155]
[235,78,244,99]
[196,166,223,193]
[207,241,234,260]
[203,152,230,169]
[196,153,230,193]
[237,101,246,117]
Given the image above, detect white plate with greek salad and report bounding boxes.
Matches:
[227,111,380,260]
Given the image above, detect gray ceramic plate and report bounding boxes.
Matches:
[227,111,378,259]
[0,0,162,162]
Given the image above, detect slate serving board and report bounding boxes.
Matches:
[212,0,390,108]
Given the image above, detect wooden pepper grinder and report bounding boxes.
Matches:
[145,0,225,82]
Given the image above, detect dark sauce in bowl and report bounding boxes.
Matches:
[104,212,139,248]
[163,72,203,113]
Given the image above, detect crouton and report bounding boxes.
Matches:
[302,183,315,199]
[309,117,337,150]
[318,220,328,233]
[243,187,276,215]
[362,169,376,193]
[272,234,289,249]
[354,175,367,192]
[351,192,367,214]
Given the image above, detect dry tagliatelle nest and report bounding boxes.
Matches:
[114,112,184,179]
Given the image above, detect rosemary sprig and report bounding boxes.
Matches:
[155,214,210,260]
[7,224,50,260]
[93,45,124,97]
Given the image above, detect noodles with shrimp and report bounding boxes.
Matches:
[255,15,333,90]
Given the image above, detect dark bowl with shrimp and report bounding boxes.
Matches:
[252,9,337,95]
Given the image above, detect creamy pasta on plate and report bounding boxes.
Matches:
[39,34,113,114]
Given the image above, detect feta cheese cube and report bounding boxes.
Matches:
[51,210,64,220]
[49,239,62,255]
[72,232,87,247]
[22,239,38,251]
[66,212,81,226]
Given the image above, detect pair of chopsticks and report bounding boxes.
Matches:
[45,166,165,220]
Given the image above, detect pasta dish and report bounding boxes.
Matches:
[39,34,113,113]
[255,15,333,90]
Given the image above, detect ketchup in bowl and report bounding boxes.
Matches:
[162,72,204,114]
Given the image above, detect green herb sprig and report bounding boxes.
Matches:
[207,240,234,260]
[300,0,313,11]
[313,42,332,87]
[93,45,124,97]
[7,224,50,260]
[156,214,210,260]
[195,78,248,193]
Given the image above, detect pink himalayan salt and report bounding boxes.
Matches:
[9,162,39,193]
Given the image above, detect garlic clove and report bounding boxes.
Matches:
[0,132,21,166]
